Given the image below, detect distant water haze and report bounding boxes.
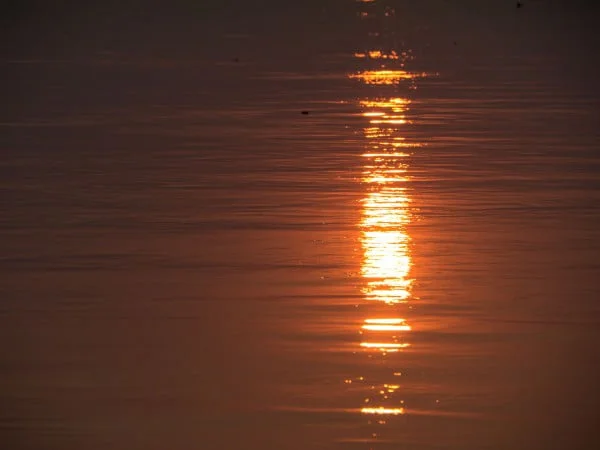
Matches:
[1,1,599,449]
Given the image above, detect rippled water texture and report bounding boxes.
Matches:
[2,1,599,449]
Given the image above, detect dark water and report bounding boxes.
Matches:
[2,1,599,449]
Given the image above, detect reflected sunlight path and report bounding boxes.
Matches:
[347,0,430,435]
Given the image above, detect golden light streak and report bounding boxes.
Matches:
[360,98,409,108]
[361,407,405,415]
[360,226,412,304]
[362,152,411,157]
[358,94,414,305]
[346,9,426,426]
[362,324,411,331]
[369,117,407,125]
[354,47,400,60]
[362,174,408,184]
[360,342,410,349]
[350,70,425,85]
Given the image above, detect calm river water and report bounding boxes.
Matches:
[2,1,599,449]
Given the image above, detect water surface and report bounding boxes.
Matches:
[2,1,599,449]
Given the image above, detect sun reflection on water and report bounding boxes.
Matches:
[353,92,419,424]
[360,98,417,306]
[349,70,423,85]
[347,0,428,432]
